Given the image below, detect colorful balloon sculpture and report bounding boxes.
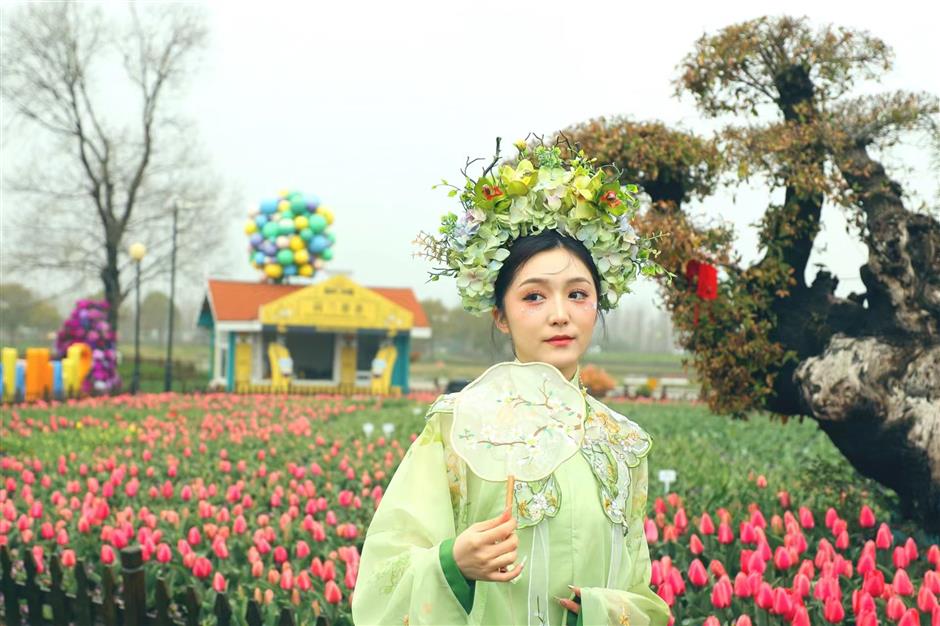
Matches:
[55,300,121,393]
[245,190,335,282]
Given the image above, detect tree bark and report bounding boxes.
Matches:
[791,142,940,532]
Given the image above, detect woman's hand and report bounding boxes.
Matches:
[453,507,524,582]
[557,585,581,614]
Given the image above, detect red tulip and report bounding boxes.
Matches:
[774,546,793,570]
[709,577,732,609]
[798,507,815,529]
[858,553,877,575]
[756,582,774,610]
[60,549,76,568]
[657,582,675,607]
[836,530,850,550]
[101,545,115,565]
[324,580,343,604]
[824,598,846,623]
[717,523,734,545]
[895,547,912,569]
[854,610,879,626]
[898,608,920,626]
[859,505,876,528]
[192,556,212,579]
[791,605,811,626]
[926,571,940,595]
[793,573,811,598]
[689,559,708,587]
[772,587,793,617]
[895,569,915,596]
[928,545,940,566]
[651,560,664,586]
[156,543,172,563]
[322,559,336,582]
[699,513,715,536]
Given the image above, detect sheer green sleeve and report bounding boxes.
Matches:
[351,413,475,625]
[578,456,672,626]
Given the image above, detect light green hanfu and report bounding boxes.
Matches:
[352,365,670,626]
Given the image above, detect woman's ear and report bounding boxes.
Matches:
[492,307,510,335]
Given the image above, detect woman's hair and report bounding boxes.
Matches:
[491,229,607,349]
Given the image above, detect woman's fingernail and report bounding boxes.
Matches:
[567,584,575,589]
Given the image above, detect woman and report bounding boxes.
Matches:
[352,142,672,626]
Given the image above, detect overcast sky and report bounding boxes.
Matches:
[2,0,938,317]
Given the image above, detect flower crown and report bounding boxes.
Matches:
[414,138,669,315]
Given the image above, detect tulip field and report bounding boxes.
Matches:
[1,392,938,626]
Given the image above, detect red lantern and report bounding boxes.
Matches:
[685,260,718,325]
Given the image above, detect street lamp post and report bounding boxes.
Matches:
[129,242,147,394]
[164,201,179,392]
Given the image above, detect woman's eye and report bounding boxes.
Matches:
[523,292,544,302]
[570,290,589,300]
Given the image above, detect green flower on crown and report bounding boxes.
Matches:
[414,137,670,315]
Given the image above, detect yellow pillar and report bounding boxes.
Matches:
[2,348,16,402]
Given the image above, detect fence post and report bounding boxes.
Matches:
[154,578,171,626]
[121,546,146,626]
[1,546,21,625]
[100,566,118,626]
[183,586,200,626]
[278,607,296,626]
[49,554,69,625]
[74,560,95,626]
[22,550,42,626]
[245,600,263,626]
[213,593,232,626]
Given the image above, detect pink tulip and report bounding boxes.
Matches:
[895,569,915,596]
[703,617,720,626]
[733,572,751,598]
[101,545,115,565]
[857,610,878,626]
[156,543,172,563]
[905,538,919,563]
[798,507,815,529]
[324,580,343,604]
[645,518,659,543]
[736,616,753,626]
[710,578,732,609]
[877,523,894,550]
[887,596,907,621]
[690,534,704,555]
[296,540,310,560]
[772,587,793,617]
[928,545,940,566]
[212,572,227,593]
[895,547,911,569]
[322,559,336,582]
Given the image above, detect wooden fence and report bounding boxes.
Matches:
[0,545,328,626]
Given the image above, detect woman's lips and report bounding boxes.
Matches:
[545,337,573,347]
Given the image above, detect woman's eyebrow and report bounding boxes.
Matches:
[517,276,592,287]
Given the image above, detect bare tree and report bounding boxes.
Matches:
[1,3,235,331]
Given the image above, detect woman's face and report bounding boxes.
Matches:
[492,246,599,380]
